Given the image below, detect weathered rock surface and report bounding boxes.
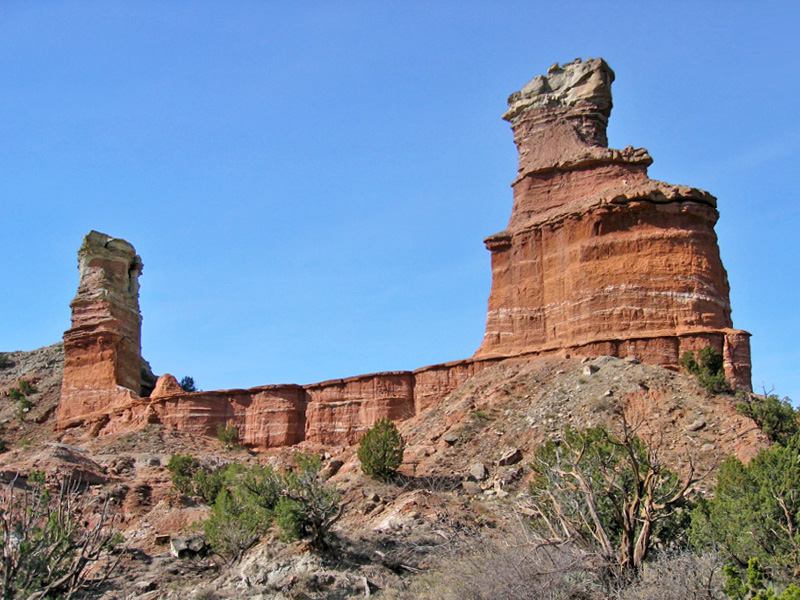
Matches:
[150,374,184,398]
[474,58,751,390]
[57,231,144,428]
[55,59,752,448]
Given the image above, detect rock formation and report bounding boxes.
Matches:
[473,58,751,389]
[57,231,144,428]
[56,59,752,446]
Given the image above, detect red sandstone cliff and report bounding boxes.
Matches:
[474,58,751,389]
[55,59,752,447]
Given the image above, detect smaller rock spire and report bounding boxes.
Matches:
[57,231,144,428]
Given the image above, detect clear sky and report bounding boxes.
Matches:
[2,2,798,401]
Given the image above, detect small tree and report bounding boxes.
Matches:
[179,376,197,392]
[358,418,405,481]
[216,424,239,449]
[280,454,343,551]
[203,487,263,563]
[528,419,699,574]
[691,432,800,582]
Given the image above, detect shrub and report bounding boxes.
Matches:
[203,487,263,562]
[216,423,239,449]
[0,353,10,369]
[723,557,800,600]
[16,396,33,419]
[188,456,342,558]
[18,380,36,395]
[191,467,229,505]
[690,433,800,583]
[179,376,197,392]
[279,454,343,550]
[166,453,202,496]
[274,496,307,542]
[358,418,405,481]
[679,345,730,394]
[237,463,283,512]
[0,474,122,599]
[736,392,798,445]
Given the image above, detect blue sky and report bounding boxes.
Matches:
[2,2,798,400]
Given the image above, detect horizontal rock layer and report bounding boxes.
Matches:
[95,360,501,447]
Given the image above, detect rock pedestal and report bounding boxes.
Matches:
[473,58,751,389]
[57,231,144,428]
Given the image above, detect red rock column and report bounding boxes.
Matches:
[474,58,751,389]
[57,231,144,428]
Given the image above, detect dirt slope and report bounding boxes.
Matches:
[0,350,767,599]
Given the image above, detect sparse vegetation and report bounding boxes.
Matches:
[0,473,122,599]
[736,392,798,445]
[528,420,698,575]
[6,380,37,419]
[179,376,197,392]
[357,417,405,481]
[690,432,800,584]
[679,345,731,394]
[216,423,239,449]
[0,353,11,369]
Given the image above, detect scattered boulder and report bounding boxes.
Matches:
[469,462,488,481]
[497,448,523,466]
[462,481,482,495]
[170,534,208,559]
[687,419,707,432]
[321,459,344,480]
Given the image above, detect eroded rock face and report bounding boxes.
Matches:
[57,231,144,428]
[56,59,752,444]
[474,58,751,389]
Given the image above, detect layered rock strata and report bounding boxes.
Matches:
[57,231,144,427]
[57,58,752,446]
[55,231,500,444]
[474,58,751,389]
[94,360,501,447]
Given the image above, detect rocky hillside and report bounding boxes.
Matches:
[0,343,63,447]
[0,348,768,599]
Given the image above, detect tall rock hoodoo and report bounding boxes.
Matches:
[57,231,144,427]
[474,58,751,389]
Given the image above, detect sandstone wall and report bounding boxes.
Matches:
[95,365,493,447]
